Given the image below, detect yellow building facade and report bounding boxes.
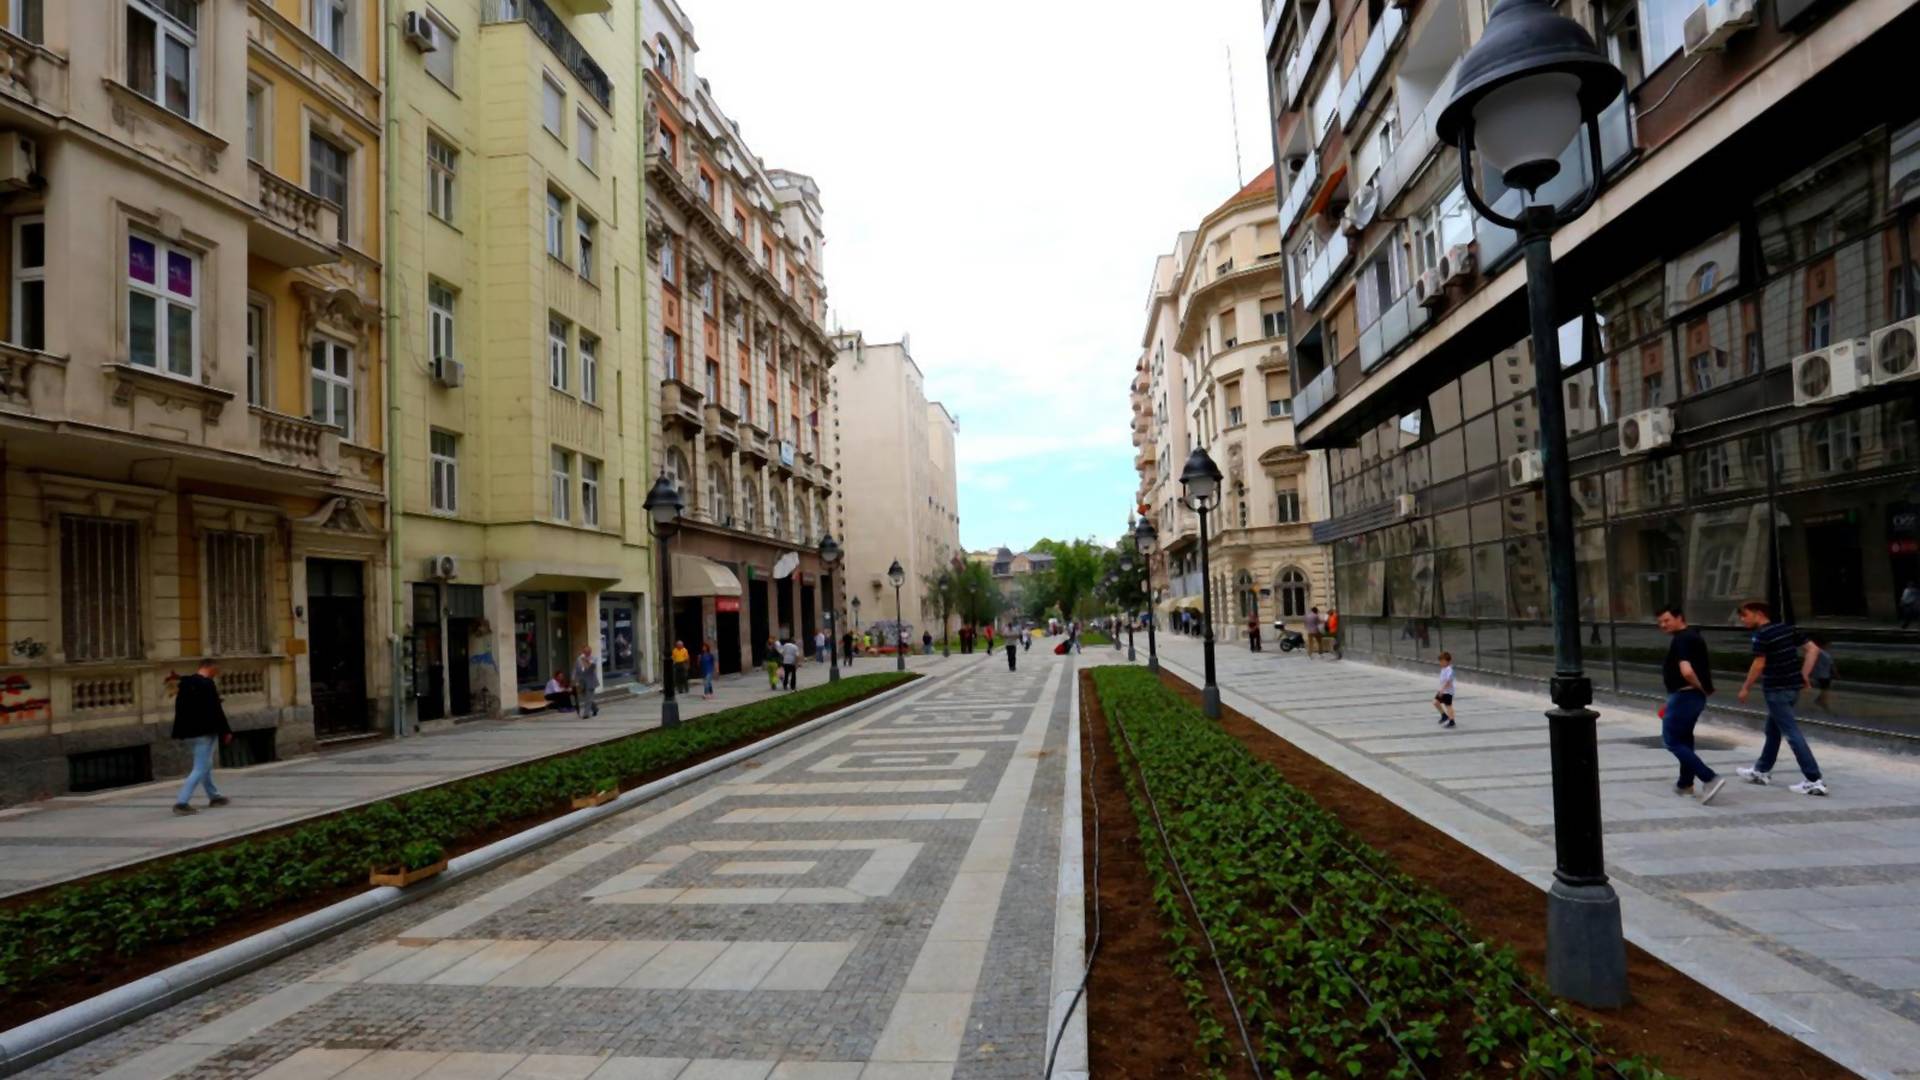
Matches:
[0,0,390,801]
[387,0,651,721]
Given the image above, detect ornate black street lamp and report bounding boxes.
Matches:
[851,596,861,633]
[1134,516,1159,673]
[1180,447,1224,718]
[1437,0,1627,1009]
[643,474,684,729]
[938,570,952,658]
[1120,546,1138,663]
[888,559,906,672]
[819,533,842,684]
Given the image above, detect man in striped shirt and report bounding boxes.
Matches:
[1735,600,1828,796]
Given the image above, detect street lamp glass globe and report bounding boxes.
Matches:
[887,560,905,587]
[818,533,842,566]
[1133,516,1157,554]
[642,474,683,528]
[1120,552,1133,572]
[1179,447,1223,511]
[1472,72,1581,191]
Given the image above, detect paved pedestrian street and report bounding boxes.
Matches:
[1152,635,1920,1077]
[23,651,1074,1080]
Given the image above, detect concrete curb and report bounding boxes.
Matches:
[1046,659,1090,1079]
[0,675,930,1077]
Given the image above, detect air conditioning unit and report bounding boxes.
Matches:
[1683,0,1756,54]
[403,11,440,52]
[1507,450,1544,487]
[424,554,458,580]
[1619,407,1673,455]
[1791,339,1871,406]
[1868,316,1920,386]
[1395,493,1418,518]
[1440,243,1476,285]
[1415,268,1445,308]
[432,357,465,388]
[0,133,38,189]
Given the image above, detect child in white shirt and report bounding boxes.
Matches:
[1434,652,1457,729]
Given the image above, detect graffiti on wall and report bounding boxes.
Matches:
[0,673,50,724]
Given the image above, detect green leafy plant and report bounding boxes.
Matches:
[1089,666,1666,1078]
[397,839,445,872]
[0,671,913,1008]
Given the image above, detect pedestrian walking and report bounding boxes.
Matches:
[573,646,600,718]
[699,641,717,699]
[1304,607,1324,657]
[1006,630,1018,671]
[1656,606,1727,804]
[671,640,691,695]
[1022,626,1031,652]
[765,638,781,689]
[171,659,232,815]
[1326,608,1342,659]
[813,629,827,664]
[922,630,933,655]
[1735,600,1828,795]
[1433,651,1457,729]
[842,630,856,665]
[780,636,801,690]
[1901,581,1920,629]
[1808,634,1835,711]
[1248,615,1262,653]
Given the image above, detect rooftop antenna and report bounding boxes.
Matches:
[1226,44,1245,188]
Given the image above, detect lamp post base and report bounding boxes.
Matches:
[660,698,681,730]
[1201,684,1221,719]
[828,664,840,683]
[1147,656,1159,673]
[1547,878,1628,1008]
[1127,645,1136,662]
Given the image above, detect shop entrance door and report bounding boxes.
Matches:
[749,579,770,666]
[717,600,742,674]
[1805,521,1867,617]
[308,559,370,738]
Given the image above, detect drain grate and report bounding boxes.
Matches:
[1620,733,1740,751]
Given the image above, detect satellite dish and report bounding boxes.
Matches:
[773,551,800,579]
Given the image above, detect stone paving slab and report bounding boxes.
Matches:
[1152,636,1920,1078]
[0,654,967,898]
[18,650,1072,1079]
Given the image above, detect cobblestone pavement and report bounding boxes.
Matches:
[1152,635,1920,1078]
[22,646,1076,1080]
[0,652,963,898]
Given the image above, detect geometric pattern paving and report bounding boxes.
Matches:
[25,652,1074,1080]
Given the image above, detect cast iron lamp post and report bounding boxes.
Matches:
[851,596,860,633]
[1134,516,1160,673]
[819,534,842,684]
[1120,547,1138,662]
[888,559,906,672]
[642,474,684,729]
[938,570,952,657]
[1436,0,1627,1009]
[1180,447,1224,718]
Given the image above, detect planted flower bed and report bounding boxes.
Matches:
[1089,666,1660,1077]
[0,671,913,1021]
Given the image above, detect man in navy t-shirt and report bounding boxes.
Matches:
[1655,606,1725,804]
[1735,601,1827,796]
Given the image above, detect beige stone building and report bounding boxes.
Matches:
[1136,168,1332,639]
[0,0,390,800]
[643,0,839,676]
[829,333,960,639]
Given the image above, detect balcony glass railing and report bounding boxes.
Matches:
[1295,364,1338,422]
[1281,0,1331,109]
[1336,6,1406,132]
[1300,229,1352,310]
[1474,91,1634,267]
[1277,149,1321,238]
[1377,58,1463,212]
[1358,288,1431,372]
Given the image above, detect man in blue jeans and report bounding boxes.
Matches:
[1656,607,1726,805]
[1735,600,1828,796]
[171,659,232,815]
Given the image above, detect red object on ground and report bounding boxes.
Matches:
[1053,641,1069,655]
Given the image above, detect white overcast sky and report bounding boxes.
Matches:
[689,0,1275,552]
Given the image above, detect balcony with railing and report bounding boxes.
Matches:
[1377,58,1463,213]
[1299,229,1353,310]
[251,407,342,473]
[1280,0,1332,110]
[660,377,705,430]
[1294,364,1338,423]
[1357,288,1432,373]
[1277,148,1322,239]
[484,0,613,110]
[0,339,63,416]
[1336,6,1407,132]
[0,25,66,114]
[248,164,339,268]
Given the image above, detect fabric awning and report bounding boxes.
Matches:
[672,553,742,598]
[1158,595,1204,614]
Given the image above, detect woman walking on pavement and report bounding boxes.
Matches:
[699,640,717,699]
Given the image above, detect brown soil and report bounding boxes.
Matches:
[1081,674,1255,1079]
[1136,668,1848,1079]
[5,676,915,1026]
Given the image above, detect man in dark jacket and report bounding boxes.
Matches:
[172,659,232,815]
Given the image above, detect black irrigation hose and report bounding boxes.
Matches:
[1107,705,1270,1080]
[1043,686,1103,1078]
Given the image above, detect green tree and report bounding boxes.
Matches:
[1030,537,1104,625]
[920,552,965,654]
[954,560,1004,628]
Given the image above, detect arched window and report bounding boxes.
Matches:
[664,447,690,502]
[769,492,785,539]
[1278,566,1310,618]
[741,483,757,531]
[706,463,727,526]
[652,35,675,81]
[1236,569,1256,620]
[815,503,827,542]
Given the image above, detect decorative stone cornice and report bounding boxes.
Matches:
[107,363,233,424]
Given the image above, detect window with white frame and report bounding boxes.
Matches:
[422,9,455,87]
[11,0,43,43]
[579,332,598,404]
[546,189,566,259]
[580,458,600,527]
[660,232,677,285]
[576,211,596,280]
[313,0,351,60]
[429,280,455,363]
[741,483,757,530]
[60,515,142,661]
[1413,185,1472,275]
[550,447,572,520]
[126,0,197,119]
[245,299,266,406]
[245,82,267,162]
[126,232,197,378]
[1274,485,1301,523]
[308,132,351,243]
[548,315,570,391]
[428,135,456,222]
[662,330,681,381]
[13,215,45,351]
[204,531,268,654]
[541,74,565,139]
[309,337,354,437]
[576,109,597,170]
[430,429,458,513]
